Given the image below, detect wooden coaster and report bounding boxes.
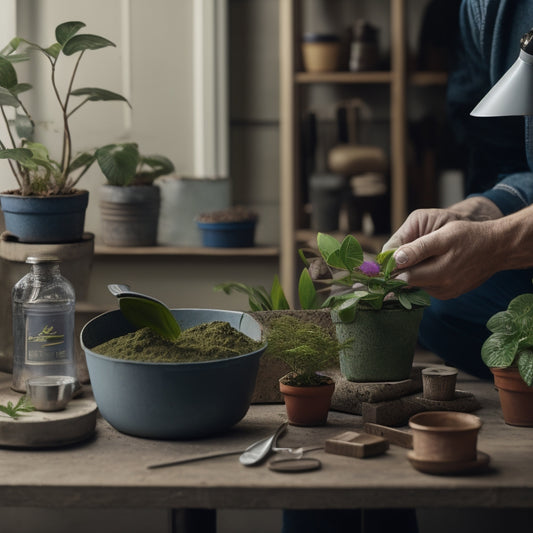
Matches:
[0,382,97,448]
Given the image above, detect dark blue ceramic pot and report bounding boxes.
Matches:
[0,190,89,243]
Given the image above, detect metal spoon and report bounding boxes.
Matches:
[239,421,288,465]
[147,422,289,469]
[107,284,181,340]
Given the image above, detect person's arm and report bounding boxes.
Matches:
[391,205,533,300]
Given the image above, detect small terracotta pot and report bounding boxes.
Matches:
[408,411,481,463]
[491,367,533,427]
[279,376,335,427]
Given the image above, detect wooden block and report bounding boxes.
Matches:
[324,430,389,458]
[363,423,413,449]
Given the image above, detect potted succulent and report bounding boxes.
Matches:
[302,232,431,382]
[0,21,132,243]
[95,143,174,246]
[481,290,533,426]
[196,205,258,248]
[265,314,344,426]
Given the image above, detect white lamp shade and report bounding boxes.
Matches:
[471,49,533,117]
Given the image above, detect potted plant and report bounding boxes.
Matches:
[481,290,533,426]
[302,232,431,382]
[196,205,258,248]
[265,314,344,426]
[95,143,174,246]
[215,270,333,403]
[0,21,133,243]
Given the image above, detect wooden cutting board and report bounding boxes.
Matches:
[0,376,97,448]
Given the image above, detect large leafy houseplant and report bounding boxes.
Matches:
[481,292,533,386]
[0,21,131,196]
[302,232,431,323]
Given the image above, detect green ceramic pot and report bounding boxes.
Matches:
[332,306,424,382]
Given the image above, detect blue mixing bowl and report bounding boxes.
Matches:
[81,308,266,439]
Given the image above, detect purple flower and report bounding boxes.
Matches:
[359,260,380,276]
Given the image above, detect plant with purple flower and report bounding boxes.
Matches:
[300,233,430,323]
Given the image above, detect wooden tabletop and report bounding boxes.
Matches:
[0,371,531,511]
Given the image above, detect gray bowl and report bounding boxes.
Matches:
[81,308,266,439]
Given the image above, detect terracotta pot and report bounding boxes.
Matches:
[279,376,335,427]
[491,367,533,427]
[408,411,481,463]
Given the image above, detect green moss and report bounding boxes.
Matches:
[93,321,264,363]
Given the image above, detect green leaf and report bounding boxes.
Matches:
[376,248,396,279]
[317,232,345,269]
[10,82,32,95]
[68,151,96,173]
[56,21,86,45]
[339,234,363,271]
[0,395,34,419]
[44,43,61,59]
[15,112,33,138]
[62,34,116,56]
[214,282,272,310]
[0,56,17,88]
[297,268,317,310]
[134,154,175,184]
[96,143,140,186]
[481,332,519,368]
[119,297,181,341]
[0,86,20,107]
[517,349,533,386]
[70,87,130,106]
[0,37,21,56]
[486,310,516,334]
[0,147,34,165]
[398,292,412,309]
[271,275,290,310]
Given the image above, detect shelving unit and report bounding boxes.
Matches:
[279,0,448,305]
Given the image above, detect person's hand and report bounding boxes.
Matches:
[389,219,501,300]
[382,208,464,252]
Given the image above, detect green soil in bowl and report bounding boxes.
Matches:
[92,321,264,363]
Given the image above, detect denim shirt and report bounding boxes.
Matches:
[447,0,533,215]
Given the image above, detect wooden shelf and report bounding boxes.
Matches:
[410,71,448,86]
[94,244,279,257]
[295,71,393,84]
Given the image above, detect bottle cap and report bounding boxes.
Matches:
[25,256,61,264]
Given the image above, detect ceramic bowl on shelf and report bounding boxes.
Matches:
[81,308,266,439]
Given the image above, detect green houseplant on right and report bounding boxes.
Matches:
[0,21,134,243]
[481,290,533,426]
[96,142,174,247]
[265,315,344,426]
[302,232,431,382]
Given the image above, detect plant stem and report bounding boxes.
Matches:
[0,106,23,188]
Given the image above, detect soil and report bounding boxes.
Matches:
[92,320,265,363]
[196,205,258,223]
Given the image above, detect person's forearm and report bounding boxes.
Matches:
[487,205,533,271]
[447,196,503,221]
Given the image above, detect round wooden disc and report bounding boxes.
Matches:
[268,457,322,473]
[0,383,97,449]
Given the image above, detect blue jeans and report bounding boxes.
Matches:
[419,268,533,379]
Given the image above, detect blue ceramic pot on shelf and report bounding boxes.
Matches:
[197,220,256,248]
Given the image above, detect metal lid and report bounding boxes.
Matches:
[25,256,61,264]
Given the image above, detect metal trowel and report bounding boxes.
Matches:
[107,284,181,340]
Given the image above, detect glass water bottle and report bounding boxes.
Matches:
[11,256,76,392]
